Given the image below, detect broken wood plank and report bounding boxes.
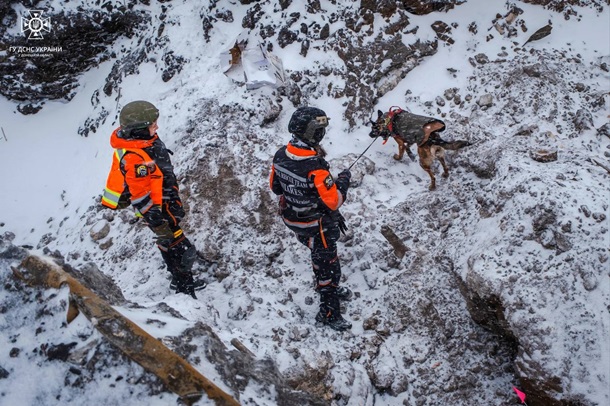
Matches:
[230,338,255,358]
[380,225,408,259]
[12,255,240,406]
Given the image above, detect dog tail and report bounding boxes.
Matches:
[426,134,471,150]
[441,140,471,150]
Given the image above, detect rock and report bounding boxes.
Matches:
[474,53,490,64]
[63,262,127,305]
[277,27,298,48]
[597,123,610,138]
[46,342,78,361]
[0,232,27,261]
[529,149,558,163]
[319,23,330,40]
[572,109,593,133]
[477,94,493,107]
[99,238,114,251]
[1,10,148,110]
[166,322,328,405]
[90,220,110,241]
[161,51,186,82]
[431,20,454,44]
[522,63,544,78]
[515,124,539,136]
[401,0,460,15]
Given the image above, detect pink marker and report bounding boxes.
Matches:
[513,387,528,405]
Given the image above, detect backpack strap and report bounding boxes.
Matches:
[116,149,146,176]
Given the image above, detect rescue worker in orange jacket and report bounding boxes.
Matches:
[101,100,205,298]
[269,106,353,331]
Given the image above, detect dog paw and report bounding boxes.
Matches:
[442,172,449,178]
[393,154,402,161]
[428,184,436,191]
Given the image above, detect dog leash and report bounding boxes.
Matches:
[347,136,378,170]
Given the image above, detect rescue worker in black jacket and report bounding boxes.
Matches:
[269,107,353,331]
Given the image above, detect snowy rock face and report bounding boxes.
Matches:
[0,1,148,115]
[0,236,329,405]
[1,0,609,406]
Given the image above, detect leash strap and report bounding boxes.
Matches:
[348,136,378,170]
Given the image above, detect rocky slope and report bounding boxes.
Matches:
[1,1,608,405]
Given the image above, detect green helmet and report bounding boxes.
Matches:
[119,100,159,130]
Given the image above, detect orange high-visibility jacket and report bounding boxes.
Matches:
[101,128,164,217]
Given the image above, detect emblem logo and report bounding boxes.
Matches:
[21,10,51,40]
[323,175,334,190]
[135,164,149,177]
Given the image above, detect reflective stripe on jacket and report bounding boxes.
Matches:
[101,148,131,208]
[270,142,345,226]
[101,128,165,216]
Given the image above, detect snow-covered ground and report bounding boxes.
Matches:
[1,1,609,405]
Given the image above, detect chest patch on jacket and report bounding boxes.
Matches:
[324,174,334,189]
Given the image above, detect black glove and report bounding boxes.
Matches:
[142,205,165,228]
[331,211,348,235]
[336,169,351,197]
[151,221,175,246]
[338,169,351,181]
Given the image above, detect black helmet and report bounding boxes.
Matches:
[288,107,329,146]
[119,100,159,131]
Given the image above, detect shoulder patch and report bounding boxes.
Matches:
[135,164,149,178]
[323,174,334,190]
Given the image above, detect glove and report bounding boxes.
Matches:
[331,211,348,235]
[151,221,174,241]
[338,169,351,181]
[142,205,165,228]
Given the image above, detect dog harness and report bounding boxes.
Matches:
[380,106,407,144]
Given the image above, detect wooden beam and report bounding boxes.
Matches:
[380,225,408,259]
[12,255,240,406]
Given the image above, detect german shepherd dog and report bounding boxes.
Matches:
[370,107,470,190]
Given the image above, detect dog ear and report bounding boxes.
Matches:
[377,110,383,119]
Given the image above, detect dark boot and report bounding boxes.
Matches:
[173,271,206,299]
[315,309,352,331]
[163,238,204,298]
[316,290,352,331]
[336,286,353,301]
[169,274,206,291]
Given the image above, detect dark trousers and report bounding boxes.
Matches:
[291,215,342,313]
[153,220,196,286]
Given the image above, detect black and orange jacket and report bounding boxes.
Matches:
[101,128,179,227]
[269,141,348,229]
